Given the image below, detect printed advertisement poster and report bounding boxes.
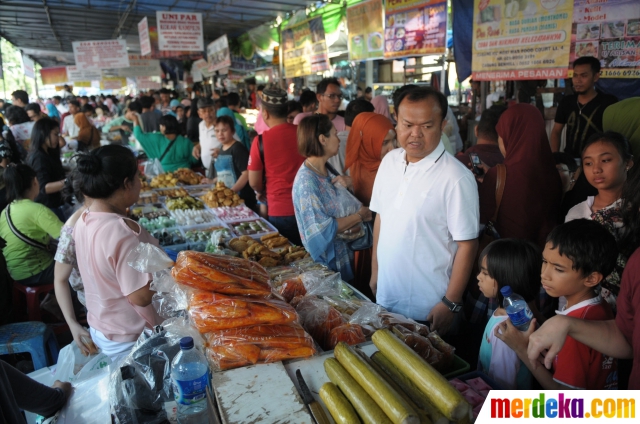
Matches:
[66,66,103,82]
[103,55,162,78]
[156,11,204,52]
[207,35,232,72]
[283,18,329,78]
[471,0,573,80]
[40,67,68,85]
[309,17,330,73]
[72,40,130,70]
[572,0,640,78]
[191,58,209,82]
[100,77,126,90]
[22,55,35,79]
[148,26,203,60]
[384,0,447,59]
[138,17,151,56]
[136,76,162,90]
[347,0,385,61]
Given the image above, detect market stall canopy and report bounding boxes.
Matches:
[0,0,319,67]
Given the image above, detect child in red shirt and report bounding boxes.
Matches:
[495,219,618,389]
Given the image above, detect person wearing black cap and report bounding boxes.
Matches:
[248,88,305,245]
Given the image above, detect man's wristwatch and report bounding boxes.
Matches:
[441,296,463,313]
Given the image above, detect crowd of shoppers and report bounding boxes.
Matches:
[0,64,638,408]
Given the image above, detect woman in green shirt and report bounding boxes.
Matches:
[129,113,197,173]
[0,164,63,285]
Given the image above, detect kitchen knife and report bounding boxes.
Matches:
[296,369,331,424]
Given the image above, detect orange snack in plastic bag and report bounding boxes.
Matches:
[172,251,272,296]
[295,297,346,350]
[205,323,316,370]
[278,277,307,302]
[188,292,298,333]
[328,323,366,349]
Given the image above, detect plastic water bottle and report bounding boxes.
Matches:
[501,286,534,331]
[171,337,209,424]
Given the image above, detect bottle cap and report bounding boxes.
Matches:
[500,286,513,297]
[180,336,194,350]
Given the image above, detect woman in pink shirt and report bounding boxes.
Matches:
[74,145,162,360]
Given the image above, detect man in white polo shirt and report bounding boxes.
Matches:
[370,86,479,334]
[192,98,221,172]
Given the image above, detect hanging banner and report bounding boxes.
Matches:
[471,0,573,80]
[156,11,203,52]
[207,35,232,72]
[100,77,127,90]
[282,18,329,78]
[384,0,447,59]
[139,17,152,56]
[347,0,385,61]
[66,66,102,82]
[148,26,203,60]
[309,17,330,73]
[72,40,130,70]
[22,55,35,79]
[571,0,640,78]
[40,67,68,85]
[136,76,162,90]
[103,55,162,78]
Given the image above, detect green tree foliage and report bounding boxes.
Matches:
[1,37,43,101]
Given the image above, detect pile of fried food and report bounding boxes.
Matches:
[171,251,316,370]
[156,188,188,197]
[150,172,179,188]
[174,168,201,185]
[227,233,309,267]
[201,182,244,207]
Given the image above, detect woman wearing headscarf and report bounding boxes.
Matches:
[45,102,60,122]
[478,103,562,247]
[370,95,392,122]
[217,107,250,150]
[344,112,396,299]
[603,97,640,159]
[74,106,101,152]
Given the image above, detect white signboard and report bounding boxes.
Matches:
[103,55,162,78]
[22,55,35,79]
[192,58,214,82]
[72,39,130,70]
[138,17,151,56]
[136,76,162,90]
[207,35,231,72]
[66,66,103,82]
[156,11,204,52]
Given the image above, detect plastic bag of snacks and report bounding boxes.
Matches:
[205,323,316,370]
[187,290,298,333]
[172,251,271,296]
[294,297,346,351]
[328,323,366,348]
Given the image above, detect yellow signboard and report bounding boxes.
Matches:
[472,0,573,80]
[347,0,385,61]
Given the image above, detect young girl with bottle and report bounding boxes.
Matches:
[476,238,541,389]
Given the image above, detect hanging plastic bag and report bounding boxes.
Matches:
[143,158,165,178]
[333,184,365,241]
[54,343,111,384]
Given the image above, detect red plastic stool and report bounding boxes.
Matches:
[12,282,55,322]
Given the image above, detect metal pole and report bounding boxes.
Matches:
[0,40,6,100]
[440,0,449,95]
[278,23,285,90]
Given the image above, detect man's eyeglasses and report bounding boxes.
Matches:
[323,93,343,101]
